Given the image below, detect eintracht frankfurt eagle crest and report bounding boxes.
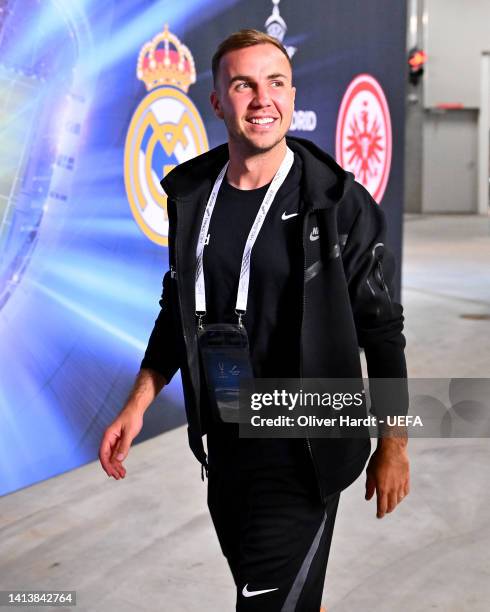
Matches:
[124,25,209,245]
[335,74,392,204]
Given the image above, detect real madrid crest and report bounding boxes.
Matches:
[124,25,209,245]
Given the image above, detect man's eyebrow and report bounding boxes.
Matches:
[228,73,290,85]
[267,73,289,80]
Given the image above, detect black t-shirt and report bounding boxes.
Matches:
[201,153,310,469]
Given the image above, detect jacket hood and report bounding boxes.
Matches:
[161,136,355,209]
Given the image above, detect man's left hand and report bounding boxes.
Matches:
[365,438,410,518]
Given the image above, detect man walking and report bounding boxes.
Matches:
[99,30,410,611]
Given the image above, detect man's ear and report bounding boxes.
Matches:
[210,90,224,120]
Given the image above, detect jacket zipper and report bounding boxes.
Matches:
[372,243,393,308]
[173,201,203,436]
[376,259,393,309]
[173,199,209,480]
[172,203,188,346]
[301,208,326,502]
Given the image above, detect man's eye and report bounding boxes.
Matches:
[236,82,250,89]
[271,81,284,87]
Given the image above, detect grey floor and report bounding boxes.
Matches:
[1,214,489,611]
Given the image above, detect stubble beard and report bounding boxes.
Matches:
[231,121,289,157]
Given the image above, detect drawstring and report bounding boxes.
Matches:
[200,462,209,481]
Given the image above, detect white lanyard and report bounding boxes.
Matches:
[195,146,294,325]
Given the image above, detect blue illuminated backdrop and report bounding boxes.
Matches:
[0,0,407,495]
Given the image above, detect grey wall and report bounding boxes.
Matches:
[424,0,490,109]
[405,0,490,213]
[404,97,424,213]
[404,0,425,213]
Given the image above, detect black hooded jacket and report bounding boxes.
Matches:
[141,136,407,502]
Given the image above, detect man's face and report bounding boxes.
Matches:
[210,43,296,155]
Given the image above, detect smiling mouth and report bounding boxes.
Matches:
[246,117,278,128]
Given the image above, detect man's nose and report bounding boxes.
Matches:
[251,84,272,107]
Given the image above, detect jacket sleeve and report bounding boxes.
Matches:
[341,183,408,418]
[140,270,180,383]
[139,199,180,383]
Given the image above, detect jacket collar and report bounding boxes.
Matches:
[160,136,354,210]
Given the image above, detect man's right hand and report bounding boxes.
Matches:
[98,408,144,480]
[98,368,166,480]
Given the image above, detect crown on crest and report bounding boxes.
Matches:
[136,24,196,92]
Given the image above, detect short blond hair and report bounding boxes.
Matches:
[212,29,292,87]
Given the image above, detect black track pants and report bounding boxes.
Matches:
[207,458,341,611]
